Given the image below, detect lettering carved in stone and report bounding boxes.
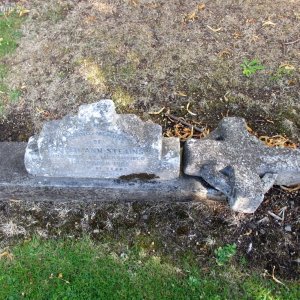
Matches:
[25,100,180,180]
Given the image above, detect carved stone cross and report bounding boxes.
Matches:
[183,117,300,213]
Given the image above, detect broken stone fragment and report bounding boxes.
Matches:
[183,117,300,213]
[25,100,180,180]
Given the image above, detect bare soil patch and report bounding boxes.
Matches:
[0,187,299,280]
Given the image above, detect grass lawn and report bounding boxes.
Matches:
[0,237,299,300]
[0,10,25,115]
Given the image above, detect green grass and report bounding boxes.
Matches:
[215,243,237,266]
[271,64,295,81]
[0,11,25,114]
[0,14,22,56]
[241,59,265,77]
[0,237,299,300]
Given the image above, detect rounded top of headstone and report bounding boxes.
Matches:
[78,99,116,123]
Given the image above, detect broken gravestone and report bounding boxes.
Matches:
[183,117,300,213]
[25,100,180,180]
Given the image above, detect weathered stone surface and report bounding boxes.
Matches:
[0,142,225,203]
[25,100,180,180]
[183,117,300,213]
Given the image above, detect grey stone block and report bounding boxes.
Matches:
[0,142,225,203]
[25,100,180,180]
[183,117,300,213]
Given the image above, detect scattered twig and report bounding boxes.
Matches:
[278,206,287,222]
[262,20,276,27]
[284,38,300,45]
[10,57,30,66]
[280,184,300,192]
[186,102,197,116]
[247,242,253,253]
[257,216,269,224]
[9,199,21,203]
[165,113,205,132]
[271,266,287,287]
[148,107,165,115]
[189,126,194,140]
[267,211,282,221]
[207,25,222,32]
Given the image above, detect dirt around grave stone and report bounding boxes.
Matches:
[0,187,299,280]
[0,110,34,142]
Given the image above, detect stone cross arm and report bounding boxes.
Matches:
[183,117,300,213]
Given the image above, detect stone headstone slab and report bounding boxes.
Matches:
[25,100,180,180]
[183,117,300,213]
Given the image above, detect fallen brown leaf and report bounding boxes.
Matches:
[259,135,298,149]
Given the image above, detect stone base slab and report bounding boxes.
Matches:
[0,143,225,203]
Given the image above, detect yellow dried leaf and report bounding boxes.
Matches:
[244,229,252,236]
[177,91,187,97]
[129,0,140,6]
[18,7,30,17]
[288,79,296,86]
[279,63,295,71]
[185,11,198,22]
[183,4,203,23]
[251,35,260,42]
[233,32,242,39]
[84,15,97,24]
[58,273,63,278]
[0,251,13,260]
[246,125,253,132]
[197,3,206,10]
